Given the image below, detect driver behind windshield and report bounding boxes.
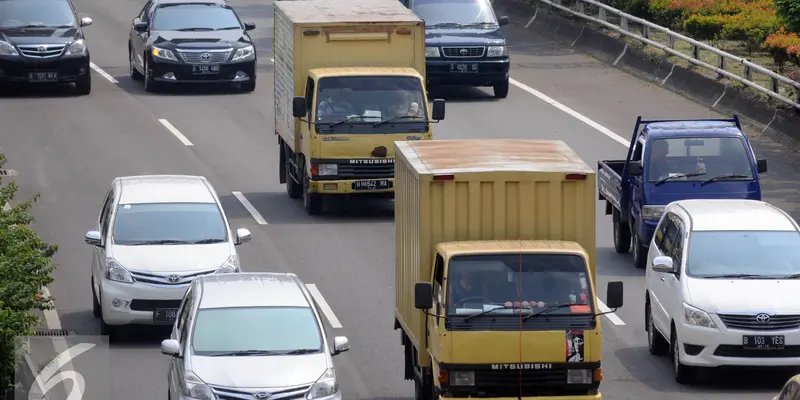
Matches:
[450,271,486,305]
[317,91,352,120]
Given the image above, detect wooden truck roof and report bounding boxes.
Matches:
[274,0,422,24]
[397,139,595,175]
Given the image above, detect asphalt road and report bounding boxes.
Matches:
[2,0,800,398]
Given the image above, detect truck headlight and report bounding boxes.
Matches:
[641,205,665,220]
[487,46,507,57]
[450,371,474,386]
[682,302,717,329]
[567,369,592,384]
[318,164,337,176]
[425,46,440,58]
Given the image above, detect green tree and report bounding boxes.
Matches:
[774,0,800,34]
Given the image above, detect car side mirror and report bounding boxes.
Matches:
[497,16,510,26]
[605,281,623,309]
[627,161,642,176]
[133,22,148,32]
[414,282,433,310]
[332,336,350,356]
[652,256,674,273]
[160,339,181,357]
[430,99,445,121]
[80,16,93,27]
[85,230,102,247]
[757,159,767,173]
[292,96,307,118]
[244,21,256,31]
[234,228,252,245]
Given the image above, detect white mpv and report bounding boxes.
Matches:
[644,199,800,384]
[85,175,251,339]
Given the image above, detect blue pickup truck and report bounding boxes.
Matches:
[598,116,768,269]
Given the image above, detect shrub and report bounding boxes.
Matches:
[683,13,730,39]
[773,0,800,34]
[762,30,800,70]
[649,0,685,28]
[0,153,57,393]
[720,7,782,49]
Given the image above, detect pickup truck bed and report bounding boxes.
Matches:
[598,160,626,211]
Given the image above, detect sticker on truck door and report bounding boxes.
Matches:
[566,330,585,363]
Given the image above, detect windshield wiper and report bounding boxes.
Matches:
[523,304,576,321]
[462,306,509,322]
[130,239,190,245]
[373,115,424,127]
[189,238,225,244]
[206,349,284,357]
[457,22,493,28]
[175,27,214,31]
[282,348,319,355]
[654,172,706,186]
[328,115,367,127]
[427,22,461,28]
[704,274,765,279]
[4,24,69,29]
[700,174,751,186]
[215,26,241,30]
[780,274,800,279]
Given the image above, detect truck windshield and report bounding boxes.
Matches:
[446,254,593,317]
[414,0,498,26]
[687,231,800,279]
[315,76,427,134]
[646,137,754,182]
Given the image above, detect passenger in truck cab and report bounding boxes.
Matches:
[449,270,485,305]
[317,90,352,120]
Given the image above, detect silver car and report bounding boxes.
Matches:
[160,273,350,400]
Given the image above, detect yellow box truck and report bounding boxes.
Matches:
[393,139,624,399]
[274,0,445,215]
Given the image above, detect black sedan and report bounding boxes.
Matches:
[128,0,257,92]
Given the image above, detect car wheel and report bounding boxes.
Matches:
[129,45,143,81]
[91,277,101,318]
[646,302,668,356]
[493,78,509,99]
[143,55,158,93]
[75,73,91,96]
[240,80,255,92]
[671,328,695,384]
[632,231,647,269]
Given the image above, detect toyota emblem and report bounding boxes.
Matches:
[755,313,771,324]
[200,52,212,61]
[167,274,180,283]
[37,45,47,53]
[459,48,468,55]
[253,392,271,399]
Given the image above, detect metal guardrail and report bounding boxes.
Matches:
[531,0,800,110]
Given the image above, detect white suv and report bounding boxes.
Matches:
[84,175,252,339]
[644,199,800,384]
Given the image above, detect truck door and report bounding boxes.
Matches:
[427,254,448,362]
[630,136,645,225]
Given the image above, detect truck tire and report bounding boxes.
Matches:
[302,169,322,215]
[285,148,302,199]
[632,230,647,269]
[613,220,631,254]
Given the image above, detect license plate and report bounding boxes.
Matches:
[153,308,179,323]
[192,64,220,74]
[28,72,58,82]
[742,335,784,350]
[352,179,391,190]
[450,63,479,73]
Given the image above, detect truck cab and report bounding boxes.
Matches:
[598,117,768,269]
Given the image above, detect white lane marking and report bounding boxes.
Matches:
[597,298,625,325]
[232,191,268,225]
[40,286,62,329]
[509,78,629,147]
[269,57,274,63]
[89,62,118,84]
[305,284,343,328]
[157,119,194,146]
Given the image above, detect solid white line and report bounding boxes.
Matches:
[89,62,118,84]
[509,78,630,147]
[231,191,268,225]
[597,298,626,325]
[157,119,194,146]
[305,284,343,328]
[40,286,62,330]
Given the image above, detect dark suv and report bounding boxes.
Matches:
[403,0,510,98]
[0,0,93,94]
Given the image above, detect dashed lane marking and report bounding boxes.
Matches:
[597,298,625,325]
[157,118,194,146]
[89,62,118,84]
[232,191,268,225]
[305,284,343,328]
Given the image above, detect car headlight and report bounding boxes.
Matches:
[317,164,337,176]
[232,45,255,62]
[215,255,239,273]
[105,259,133,283]
[183,371,214,400]
[682,302,717,329]
[487,45,507,57]
[151,46,177,61]
[65,39,87,55]
[307,368,338,399]
[567,369,592,384]
[0,40,19,56]
[641,205,665,220]
[425,46,440,58]
[450,371,474,386]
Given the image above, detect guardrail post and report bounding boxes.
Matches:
[668,33,675,49]
[576,0,584,15]
[796,86,800,107]
[642,25,650,39]
[692,44,699,60]
[717,55,725,80]
[743,63,752,81]
[771,77,778,93]
[620,16,628,31]
[598,7,606,22]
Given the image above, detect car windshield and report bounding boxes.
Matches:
[112,203,227,245]
[646,136,754,182]
[152,3,241,31]
[0,1,76,28]
[192,307,323,355]
[413,0,498,26]
[446,254,594,316]
[687,231,800,278]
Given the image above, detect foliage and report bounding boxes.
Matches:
[762,29,800,70]
[0,153,57,393]
[681,6,779,48]
[773,0,800,34]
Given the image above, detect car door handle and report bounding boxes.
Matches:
[660,276,665,282]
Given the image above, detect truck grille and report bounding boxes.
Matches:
[466,370,596,397]
[718,313,800,331]
[18,44,65,58]
[442,46,485,58]
[338,164,394,179]
[177,49,231,63]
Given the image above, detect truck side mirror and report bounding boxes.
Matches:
[431,99,445,121]
[605,281,623,309]
[292,97,307,118]
[757,159,767,173]
[627,161,642,176]
[414,282,433,310]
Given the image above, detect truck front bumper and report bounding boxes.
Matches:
[439,395,601,400]
[309,178,394,195]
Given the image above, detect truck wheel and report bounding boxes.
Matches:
[632,232,647,269]
[613,220,631,254]
[285,151,302,199]
[302,170,322,215]
[493,78,510,99]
